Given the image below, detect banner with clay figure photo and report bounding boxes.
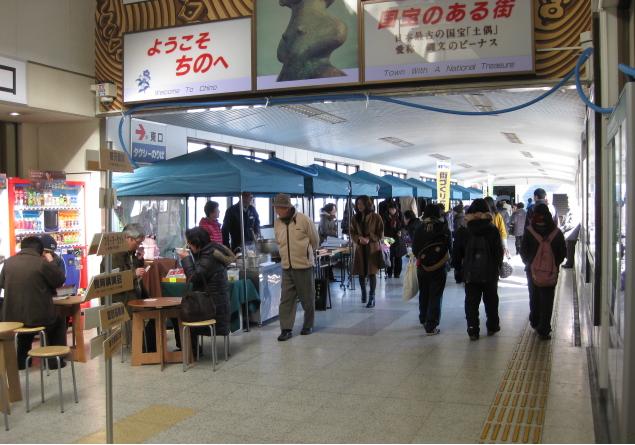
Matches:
[256,0,360,91]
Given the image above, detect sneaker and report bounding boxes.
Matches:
[300,328,312,335]
[426,328,440,336]
[277,330,293,342]
[487,327,501,336]
[469,333,480,341]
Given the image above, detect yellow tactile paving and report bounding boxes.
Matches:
[75,404,196,444]
[478,284,562,444]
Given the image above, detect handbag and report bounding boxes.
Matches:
[500,257,514,279]
[179,272,217,323]
[402,255,419,301]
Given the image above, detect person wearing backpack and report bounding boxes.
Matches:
[520,204,566,340]
[412,204,451,335]
[452,199,504,341]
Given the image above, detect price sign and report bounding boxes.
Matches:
[85,270,134,301]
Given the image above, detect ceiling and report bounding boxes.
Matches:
[0,102,91,124]
[135,85,587,185]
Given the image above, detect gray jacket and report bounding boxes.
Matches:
[510,209,527,236]
[318,212,338,244]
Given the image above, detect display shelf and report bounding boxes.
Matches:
[14,228,81,236]
[13,206,80,211]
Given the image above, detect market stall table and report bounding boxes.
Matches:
[54,295,86,362]
[0,322,24,412]
[127,297,184,370]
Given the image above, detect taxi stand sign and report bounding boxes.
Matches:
[85,270,134,301]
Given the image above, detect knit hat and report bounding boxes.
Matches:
[272,193,293,208]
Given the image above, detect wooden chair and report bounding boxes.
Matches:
[25,346,78,414]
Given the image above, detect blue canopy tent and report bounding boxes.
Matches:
[309,165,380,197]
[381,175,432,198]
[466,187,484,199]
[114,148,305,197]
[405,178,436,199]
[351,171,413,198]
[261,158,350,197]
[405,180,467,201]
[451,184,473,201]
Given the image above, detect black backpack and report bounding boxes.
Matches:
[462,233,491,283]
[418,222,449,272]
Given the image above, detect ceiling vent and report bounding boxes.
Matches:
[520,151,534,158]
[502,132,523,144]
[278,104,347,124]
[477,169,489,173]
[531,161,541,166]
[464,94,496,113]
[429,153,451,161]
[458,163,472,168]
[378,136,414,148]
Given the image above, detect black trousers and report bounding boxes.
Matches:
[359,275,377,297]
[514,236,523,256]
[17,316,67,370]
[532,285,556,336]
[417,267,447,331]
[464,281,500,334]
[526,270,537,328]
[564,240,577,266]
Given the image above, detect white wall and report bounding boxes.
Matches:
[0,0,95,76]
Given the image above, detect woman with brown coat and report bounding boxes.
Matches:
[350,195,384,308]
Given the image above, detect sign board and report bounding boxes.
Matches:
[436,161,451,211]
[130,119,167,163]
[103,327,123,359]
[362,0,534,83]
[0,55,27,104]
[255,0,360,91]
[88,232,129,256]
[100,148,134,172]
[123,18,253,102]
[90,332,108,359]
[99,303,130,331]
[28,170,66,181]
[85,270,134,301]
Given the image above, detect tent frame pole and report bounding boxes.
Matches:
[239,191,250,332]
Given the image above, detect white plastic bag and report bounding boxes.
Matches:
[402,255,419,301]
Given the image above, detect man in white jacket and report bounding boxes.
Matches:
[273,193,320,341]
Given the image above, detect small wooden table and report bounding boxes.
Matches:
[54,295,86,362]
[0,321,24,413]
[127,298,183,370]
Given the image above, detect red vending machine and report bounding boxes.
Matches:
[2,178,88,289]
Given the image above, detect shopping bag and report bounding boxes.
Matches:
[402,255,419,301]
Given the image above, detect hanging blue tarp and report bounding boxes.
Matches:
[351,171,413,198]
[404,178,435,199]
[451,184,472,201]
[409,180,465,200]
[309,165,380,197]
[261,158,352,197]
[113,148,305,197]
[466,187,484,199]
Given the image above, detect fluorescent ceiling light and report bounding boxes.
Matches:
[208,107,227,111]
[230,105,250,110]
[279,104,347,124]
[429,153,451,160]
[186,108,206,113]
[378,136,414,148]
[9,112,20,116]
[502,132,523,144]
[458,163,472,169]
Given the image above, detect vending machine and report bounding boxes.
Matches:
[0,177,88,289]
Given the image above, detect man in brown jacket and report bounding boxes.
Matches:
[273,193,320,341]
[0,236,67,369]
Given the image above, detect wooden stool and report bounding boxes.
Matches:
[0,377,7,431]
[25,346,78,414]
[182,320,217,372]
[14,327,48,375]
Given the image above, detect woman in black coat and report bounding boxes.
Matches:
[383,201,406,278]
[520,204,566,340]
[177,227,233,353]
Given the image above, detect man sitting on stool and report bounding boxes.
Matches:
[0,236,67,369]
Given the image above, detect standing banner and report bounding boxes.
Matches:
[256,0,360,91]
[437,161,451,211]
[362,0,534,83]
[123,18,253,102]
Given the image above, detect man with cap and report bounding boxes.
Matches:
[273,193,319,341]
[40,234,66,277]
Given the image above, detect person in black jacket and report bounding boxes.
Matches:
[178,227,233,355]
[383,201,406,278]
[403,210,422,245]
[452,199,504,341]
[520,204,566,340]
[222,192,260,251]
[412,204,451,334]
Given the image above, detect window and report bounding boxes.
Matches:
[188,141,207,153]
[187,138,272,159]
[381,169,406,179]
[315,159,359,175]
[232,148,251,157]
[420,176,435,183]
[313,197,326,223]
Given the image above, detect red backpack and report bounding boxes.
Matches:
[526,226,559,287]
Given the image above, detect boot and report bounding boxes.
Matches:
[359,276,367,303]
[366,293,375,308]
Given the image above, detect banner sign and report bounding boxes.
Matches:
[130,119,167,163]
[256,0,360,91]
[436,161,451,211]
[362,0,534,83]
[123,18,252,103]
[0,55,27,104]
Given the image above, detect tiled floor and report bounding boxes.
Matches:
[2,253,596,443]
